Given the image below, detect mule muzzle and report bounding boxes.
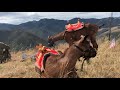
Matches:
[84,48,97,58]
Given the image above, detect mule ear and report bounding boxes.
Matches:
[84,35,89,41]
[75,35,85,46]
[81,35,85,38]
[79,35,85,42]
[79,35,89,42]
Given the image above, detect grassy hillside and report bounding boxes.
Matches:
[77,40,120,78]
[0,49,38,78]
[0,30,47,51]
[0,38,120,78]
[97,26,120,40]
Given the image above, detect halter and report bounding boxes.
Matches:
[73,44,92,54]
[73,44,84,52]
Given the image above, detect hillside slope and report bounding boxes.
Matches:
[0,18,120,40]
[0,38,120,78]
[0,18,120,51]
[97,26,120,40]
[0,30,47,51]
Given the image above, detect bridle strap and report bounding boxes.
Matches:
[73,44,84,52]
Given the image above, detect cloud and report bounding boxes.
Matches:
[0,12,119,25]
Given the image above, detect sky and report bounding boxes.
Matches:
[0,12,120,25]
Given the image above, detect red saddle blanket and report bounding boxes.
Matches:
[35,48,59,71]
[65,22,84,31]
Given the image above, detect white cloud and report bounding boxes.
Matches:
[0,12,119,25]
[0,16,14,23]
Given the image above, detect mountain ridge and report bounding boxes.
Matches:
[0,17,120,51]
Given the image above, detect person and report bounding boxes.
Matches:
[35,44,59,72]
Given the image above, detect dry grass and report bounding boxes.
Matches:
[0,39,120,78]
[76,40,120,78]
[0,49,39,78]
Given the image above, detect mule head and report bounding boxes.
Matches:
[47,36,55,47]
[86,23,99,34]
[91,24,105,33]
[74,35,90,50]
[74,35,97,58]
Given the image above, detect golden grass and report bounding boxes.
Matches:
[0,60,39,78]
[0,39,120,78]
[76,40,120,78]
[0,49,39,78]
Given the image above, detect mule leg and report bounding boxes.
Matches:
[3,59,6,63]
[73,71,79,78]
[1,60,3,63]
[78,58,81,61]
[35,66,42,78]
[81,59,85,71]
[72,72,79,78]
[71,69,79,78]
[67,71,79,78]
[0,60,2,64]
[86,58,90,65]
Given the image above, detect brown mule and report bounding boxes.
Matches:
[35,35,96,78]
[48,23,104,50]
[47,23,101,66]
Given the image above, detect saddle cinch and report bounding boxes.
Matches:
[65,21,84,31]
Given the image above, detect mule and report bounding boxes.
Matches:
[48,23,104,50]
[35,35,96,78]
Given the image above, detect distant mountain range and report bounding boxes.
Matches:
[0,17,120,51]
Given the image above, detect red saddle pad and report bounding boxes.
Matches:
[35,48,59,70]
[65,22,84,31]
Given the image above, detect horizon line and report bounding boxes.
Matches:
[0,16,119,25]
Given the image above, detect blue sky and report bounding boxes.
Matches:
[0,12,119,25]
